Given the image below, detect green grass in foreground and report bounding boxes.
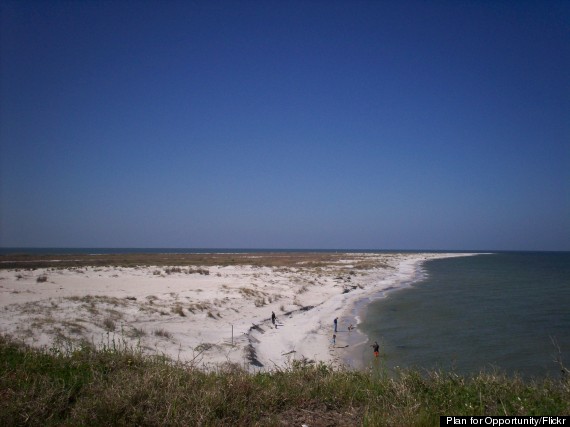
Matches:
[1,336,568,426]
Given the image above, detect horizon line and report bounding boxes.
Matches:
[1,247,568,254]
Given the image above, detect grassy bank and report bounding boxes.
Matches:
[1,336,568,426]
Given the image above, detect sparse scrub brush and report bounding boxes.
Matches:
[153,329,172,339]
[171,305,186,317]
[103,317,115,332]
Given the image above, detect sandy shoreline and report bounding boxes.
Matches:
[0,252,473,370]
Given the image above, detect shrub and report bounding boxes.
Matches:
[154,329,172,339]
[171,305,186,317]
[103,317,115,332]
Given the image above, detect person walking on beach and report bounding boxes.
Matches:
[333,317,338,332]
[332,334,336,346]
[271,311,276,326]
[371,341,380,358]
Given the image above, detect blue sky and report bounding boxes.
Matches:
[1,0,569,250]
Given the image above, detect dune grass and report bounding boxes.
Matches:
[0,252,383,270]
[1,335,568,426]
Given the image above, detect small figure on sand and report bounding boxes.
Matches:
[348,324,355,332]
[333,317,338,332]
[371,341,380,358]
[332,334,336,346]
[271,311,276,327]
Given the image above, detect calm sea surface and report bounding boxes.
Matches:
[356,252,570,378]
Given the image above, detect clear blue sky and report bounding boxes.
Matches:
[1,0,569,251]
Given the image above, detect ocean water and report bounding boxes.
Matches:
[355,252,570,378]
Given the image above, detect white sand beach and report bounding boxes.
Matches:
[0,253,472,370]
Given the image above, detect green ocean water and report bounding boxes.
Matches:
[355,252,570,378]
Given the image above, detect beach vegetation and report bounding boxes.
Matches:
[105,308,123,319]
[172,304,186,317]
[36,275,48,283]
[66,295,126,307]
[239,286,264,298]
[64,320,86,335]
[194,342,215,352]
[102,317,116,332]
[153,328,172,339]
[0,251,370,271]
[187,302,211,313]
[0,335,568,426]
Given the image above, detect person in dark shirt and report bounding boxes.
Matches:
[371,341,379,358]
